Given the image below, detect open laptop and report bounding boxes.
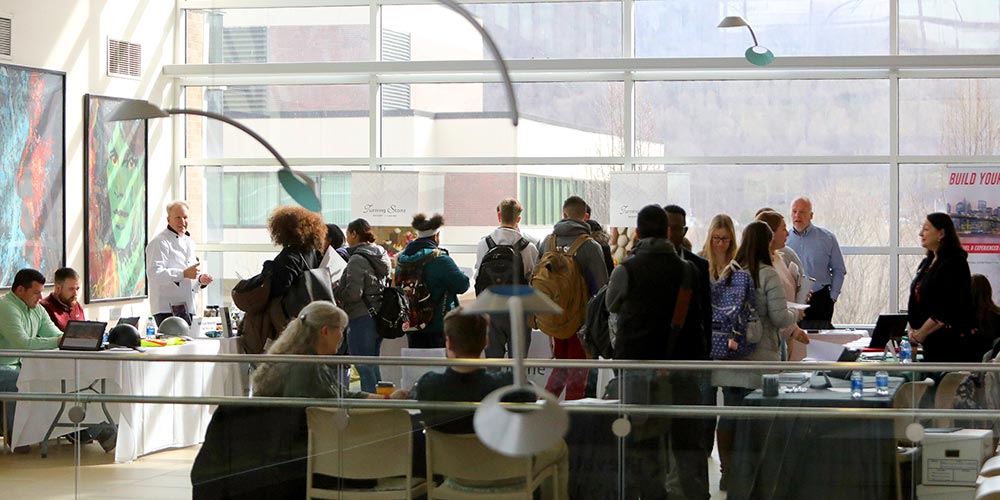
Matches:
[868,314,909,349]
[116,317,140,329]
[59,320,108,351]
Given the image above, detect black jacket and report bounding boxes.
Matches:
[682,248,713,360]
[269,247,323,300]
[908,253,978,362]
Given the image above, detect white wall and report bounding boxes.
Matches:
[0,1,177,321]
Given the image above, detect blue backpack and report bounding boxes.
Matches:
[710,262,759,360]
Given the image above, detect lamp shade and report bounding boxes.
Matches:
[745,45,775,66]
[462,285,562,315]
[108,99,170,121]
[278,169,322,213]
[473,385,569,457]
[717,16,749,28]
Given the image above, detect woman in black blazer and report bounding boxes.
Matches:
[907,212,980,363]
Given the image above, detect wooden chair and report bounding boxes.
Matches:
[934,371,972,428]
[893,379,934,500]
[306,407,426,500]
[424,428,560,499]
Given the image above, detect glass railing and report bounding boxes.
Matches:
[0,345,997,499]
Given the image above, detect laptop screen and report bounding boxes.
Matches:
[61,321,107,350]
[116,317,140,328]
[868,314,909,349]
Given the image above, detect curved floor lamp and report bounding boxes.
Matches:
[465,285,569,457]
[718,16,774,66]
[109,100,323,213]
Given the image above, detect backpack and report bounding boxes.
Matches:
[709,262,760,360]
[579,286,613,359]
[394,250,443,332]
[530,234,592,340]
[357,254,410,340]
[475,236,530,295]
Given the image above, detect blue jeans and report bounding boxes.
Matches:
[346,315,382,393]
[0,365,19,437]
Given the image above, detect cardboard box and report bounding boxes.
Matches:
[921,429,994,486]
[915,484,975,500]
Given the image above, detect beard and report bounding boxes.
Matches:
[58,294,77,307]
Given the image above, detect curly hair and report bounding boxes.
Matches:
[268,205,327,251]
[411,213,445,231]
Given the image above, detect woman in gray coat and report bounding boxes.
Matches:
[711,221,798,489]
[333,218,392,393]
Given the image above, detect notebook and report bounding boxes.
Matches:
[868,314,909,349]
[60,320,108,351]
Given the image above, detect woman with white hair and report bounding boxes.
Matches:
[252,301,404,399]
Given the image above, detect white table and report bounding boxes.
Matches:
[13,338,244,462]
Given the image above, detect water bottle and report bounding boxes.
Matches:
[850,371,863,399]
[899,337,912,364]
[875,370,889,396]
[146,316,157,339]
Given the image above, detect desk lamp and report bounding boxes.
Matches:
[718,16,774,66]
[464,285,568,457]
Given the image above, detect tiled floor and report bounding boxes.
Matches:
[0,441,195,499]
[0,439,725,499]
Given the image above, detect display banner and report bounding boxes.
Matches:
[351,171,419,225]
[946,165,1000,302]
[609,172,671,227]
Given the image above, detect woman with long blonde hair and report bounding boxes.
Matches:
[699,214,738,281]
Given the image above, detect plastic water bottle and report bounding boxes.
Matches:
[899,337,912,364]
[146,316,156,340]
[850,371,863,399]
[875,370,890,396]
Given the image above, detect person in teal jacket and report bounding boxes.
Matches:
[395,214,471,348]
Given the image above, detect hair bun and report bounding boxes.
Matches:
[412,213,445,231]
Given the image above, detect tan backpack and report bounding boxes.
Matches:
[530,234,591,339]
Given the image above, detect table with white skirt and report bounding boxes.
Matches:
[13,338,244,462]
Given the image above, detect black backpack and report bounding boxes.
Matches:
[579,285,614,359]
[357,254,410,340]
[475,236,529,295]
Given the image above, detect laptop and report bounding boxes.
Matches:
[116,317,140,329]
[868,314,909,349]
[829,347,862,380]
[60,320,108,351]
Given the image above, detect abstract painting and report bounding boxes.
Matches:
[84,94,147,302]
[0,63,65,287]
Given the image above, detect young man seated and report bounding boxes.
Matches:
[411,307,568,497]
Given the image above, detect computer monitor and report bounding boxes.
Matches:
[868,314,909,349]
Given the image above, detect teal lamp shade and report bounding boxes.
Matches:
[109,99,322,212]
[278,169,321,213]
[717,16,774,66]
[745,45,774,66]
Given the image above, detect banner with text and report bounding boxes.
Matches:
[351,171,419,226]
[609,172,671,227]
[946,165,1000,302]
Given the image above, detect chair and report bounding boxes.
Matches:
[934,371,972,428]
[892,379,934,500]
[424,428,561,499]
[982,455,1000,478]
[306,407,426,500]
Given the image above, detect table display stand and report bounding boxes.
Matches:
[40,378,115,458]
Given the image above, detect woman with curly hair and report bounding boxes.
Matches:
[395,213,470,348]
[266,205,326,301]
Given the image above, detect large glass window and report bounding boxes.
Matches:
[382,3,622,61]
[635,80,890,156]
[636,0,890,57]
[899,0,1000,54]
[899,79,1000,155]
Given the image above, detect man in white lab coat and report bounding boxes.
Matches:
[145,200,213,325]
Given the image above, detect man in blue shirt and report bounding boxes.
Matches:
[787,197,847,330]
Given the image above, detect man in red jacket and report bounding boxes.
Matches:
[39,267,85,332]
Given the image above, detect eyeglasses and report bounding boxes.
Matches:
[668,225,688,233]
[712,236,732,242]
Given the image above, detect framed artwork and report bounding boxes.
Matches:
[0,63,66,288]
[83,94,148,302]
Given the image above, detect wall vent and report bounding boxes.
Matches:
[0,15,12,59]
[107,38,141,78]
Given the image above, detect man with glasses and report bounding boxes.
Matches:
[663,204,712,500]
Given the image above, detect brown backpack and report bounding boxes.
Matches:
[530,234,591,339]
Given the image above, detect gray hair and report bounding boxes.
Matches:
[166,200,189,215]
[251,301,349,397]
